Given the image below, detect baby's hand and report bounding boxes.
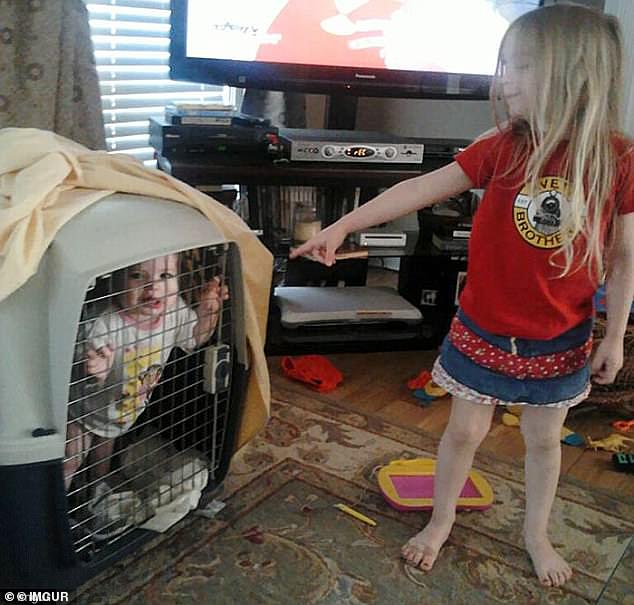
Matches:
[194,277,230,346]
[199,276,230,319]
[85,344,115,384]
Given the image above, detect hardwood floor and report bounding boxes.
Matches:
[268,350,634,498]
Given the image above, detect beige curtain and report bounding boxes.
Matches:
[0,0,105,150]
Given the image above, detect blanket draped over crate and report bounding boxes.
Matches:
[0,127,273,450]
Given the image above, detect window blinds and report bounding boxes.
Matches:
[85,0,235,165]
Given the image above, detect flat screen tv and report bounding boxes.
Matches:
[170,0,542,100]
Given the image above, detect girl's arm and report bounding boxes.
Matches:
[289,161,474,266]
[591,213,634,384]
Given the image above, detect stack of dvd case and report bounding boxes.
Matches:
[164,103,271,128]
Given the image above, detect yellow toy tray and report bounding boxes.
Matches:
[377,458,494,511]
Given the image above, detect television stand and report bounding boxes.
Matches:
[155,137,468,354]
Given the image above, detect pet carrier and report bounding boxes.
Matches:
[0,193,248,590]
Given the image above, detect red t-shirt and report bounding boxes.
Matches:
[455,128,634,339]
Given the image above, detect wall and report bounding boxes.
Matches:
[356,97,493,139]
[605,0,634,137]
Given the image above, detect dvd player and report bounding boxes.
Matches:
[149,117,281,159]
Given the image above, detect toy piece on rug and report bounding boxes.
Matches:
[586,433,634,453]
[612,419,634,433]
[502,405,585,446]
[412,383,448,406]
[407,369,448,406]
[412,390,434,406]
[281,355,343,393]
[501,412,521,427]
[377,458,493,511]
[407,369,432,390]
[334,503,377,526]
[560,426,586,446]
[612,452,634,473]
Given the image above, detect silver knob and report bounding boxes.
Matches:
[384,147,397,159]
[323,145,335,157]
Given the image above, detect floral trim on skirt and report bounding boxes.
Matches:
[431,308,593,408]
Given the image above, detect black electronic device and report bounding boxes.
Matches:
[398,246,468,347]
[149,117,282,161]
[430,215,472,253]
[431,232,470,253]
[419,138,472,160]
[169,0,540,100]
[417,192,478,245]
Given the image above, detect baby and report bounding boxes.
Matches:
[64,253,229,490]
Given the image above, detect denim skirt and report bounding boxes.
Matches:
[431,308,593,408]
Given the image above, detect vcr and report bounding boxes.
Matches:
[149,117,281,160]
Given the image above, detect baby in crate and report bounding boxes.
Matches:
[64,252,229,491]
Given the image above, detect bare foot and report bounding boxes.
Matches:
[525,535,573,587]
[401,520,453,571]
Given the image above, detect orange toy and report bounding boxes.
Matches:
[281,355,343,393]
[407,370,432,390]
[612,419,634,433]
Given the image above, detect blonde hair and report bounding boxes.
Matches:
[491,4,624,280]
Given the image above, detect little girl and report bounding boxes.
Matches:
[64,253,229,490]
[291,5,634,588]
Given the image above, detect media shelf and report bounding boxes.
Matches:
[264,238,467,354]
[156,151,466,354]
[269,229,420,259]
[156,154,445,187]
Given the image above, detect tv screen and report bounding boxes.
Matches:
[170,0,541,100]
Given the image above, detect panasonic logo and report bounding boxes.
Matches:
[354,73,377,80]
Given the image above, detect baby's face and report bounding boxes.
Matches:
[120,254,180,320]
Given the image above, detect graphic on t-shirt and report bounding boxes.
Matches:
[513,176,571,249]
[116,346,163,425]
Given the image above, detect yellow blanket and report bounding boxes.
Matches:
[0,127,273,450]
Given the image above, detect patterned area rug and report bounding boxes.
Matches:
[74,382,634,604]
